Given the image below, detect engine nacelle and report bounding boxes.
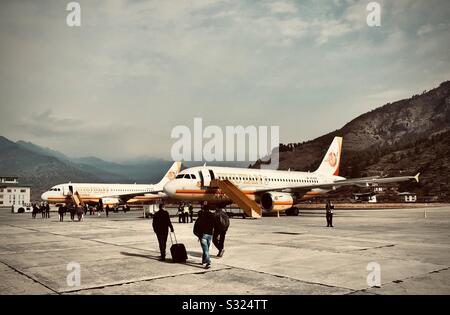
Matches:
[101,197,120,206]
[260,192,294,212]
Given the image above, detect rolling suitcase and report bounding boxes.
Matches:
[169,232,188,263]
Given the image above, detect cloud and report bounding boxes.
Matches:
[0,0,449,160]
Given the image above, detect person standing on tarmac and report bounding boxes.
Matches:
[152,204,174,261]
[189,204,194,223]
[183,204,190,223]
[58,205,65,222]
[105,205,110,218]
[325,200,334,227]
[69,205,76,221]
[178,203,184,223]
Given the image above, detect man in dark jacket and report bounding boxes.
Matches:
[45,203,50,219]
[152,204,174,261]
[193,207,215,269]
[213,208,229,257]
[189,204,194,223]
[58,205,65,222]
[325,200,334,227]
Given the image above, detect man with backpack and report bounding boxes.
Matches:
[213,208,229,257]
[152,204,174,261]
[193,206,215,269]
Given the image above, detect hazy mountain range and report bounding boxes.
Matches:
[0,137,174,200]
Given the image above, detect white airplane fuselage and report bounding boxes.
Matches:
[41,161,182,206]
[163,137,418,214]
[41,183,162,205]
[163,166,345,212]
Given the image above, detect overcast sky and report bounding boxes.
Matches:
[1,0,449,161]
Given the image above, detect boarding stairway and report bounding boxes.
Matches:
[212,179,261,218]
[68,191,85,207]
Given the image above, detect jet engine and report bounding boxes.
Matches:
[260,192,294,212]
[101,197,120,206]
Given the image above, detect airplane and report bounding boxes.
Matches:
[163,137,420,217]
[41,161,181,207]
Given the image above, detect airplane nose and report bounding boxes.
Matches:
[41,192,49,201]
[163,181,176,197]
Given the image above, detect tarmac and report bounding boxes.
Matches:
[0,206,449,295]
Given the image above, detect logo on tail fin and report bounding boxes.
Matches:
[315,137,342,176]
[328,152,337,167]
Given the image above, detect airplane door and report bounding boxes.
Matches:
[69,185,74,195]
[199,169,213,187]
[199,171,205,187]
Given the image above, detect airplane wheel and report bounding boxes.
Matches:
[285,208,292,216]
[292,208,299,216]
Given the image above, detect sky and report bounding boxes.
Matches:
[0,0,449,161]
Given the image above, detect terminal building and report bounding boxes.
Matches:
[0,176,31,207]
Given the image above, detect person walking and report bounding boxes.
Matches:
[193,207,215,269]
[152,204,174,261]
[105,205,110,218]
[76,206,84,221]
[213,208,230,257]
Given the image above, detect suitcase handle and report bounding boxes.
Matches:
[169,231,178,244]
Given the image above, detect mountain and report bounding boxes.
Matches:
[16,140,72,163]
[0,137,101,200]
[0,136,173,200]
[252,81,450,201]
[72,156,173,183]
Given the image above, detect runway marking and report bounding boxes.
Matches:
[60,267,234,294]
[0,259,60,295]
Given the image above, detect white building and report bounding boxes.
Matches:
[398,192,417,203]
[0,176,31,207]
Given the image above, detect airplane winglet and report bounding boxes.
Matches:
[414,172,420,183]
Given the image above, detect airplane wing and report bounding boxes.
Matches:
[253,173,420,195]
[102,189,165,202]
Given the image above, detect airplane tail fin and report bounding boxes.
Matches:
[157,161,182,186]
[314,137,343,176]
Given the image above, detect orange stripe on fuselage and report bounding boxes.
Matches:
[175,189,256,195]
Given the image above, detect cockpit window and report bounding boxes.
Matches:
[184,174,191,179]
[191,174,196,179]
[176,174,184,179]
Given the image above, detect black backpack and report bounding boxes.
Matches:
[193,217,203,238]
[217,210,230,231]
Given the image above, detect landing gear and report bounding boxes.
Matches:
[285,207,299,216]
